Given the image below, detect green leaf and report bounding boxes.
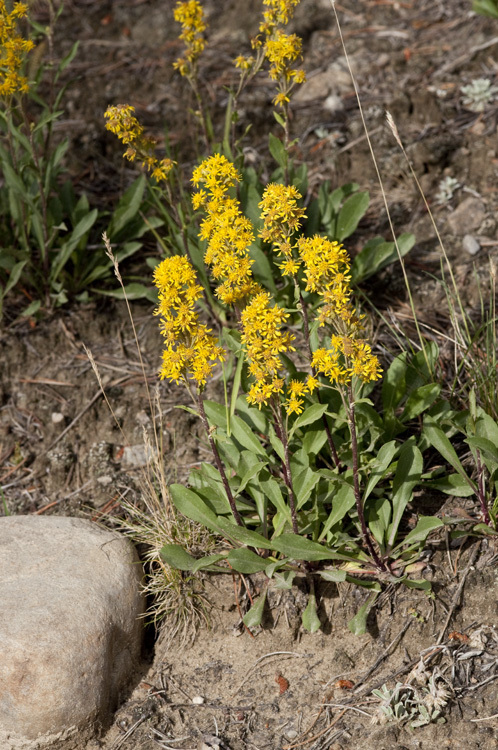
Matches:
[293,466,320,509]
[169,484,226,536]
[107,175,146,239]
[217,517,272,549]
[159,544,197,571]
[272,570,295,589]
[234,460,268,498]
[319,568,347,583]
[364,440,397,501]
[466,436,498,465]
[191,553,228,573]
[243,591,267,628]
[230,414,267,457]
[336,191,369,241]
[268,132,287,169]
[423,416,476,489]
[260,474,293,525]
[227,548,269,573]
[348,591,379,635]
[401,384,441,422]
[387,443,423,548]
[302,592,321,633]
[96,283,157,302]
[4,260,27,296]
[425,473,476,497]
[368,496,391,548]
[402,578,432,591]
[318,483,356,540]
[271,534,341,562]
[289,403,328,438]
[395,516,444,549]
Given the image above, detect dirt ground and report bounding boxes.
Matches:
[2,0,498,748]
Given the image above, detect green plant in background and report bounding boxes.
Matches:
[0,1,156,319]
[472,0,498,18]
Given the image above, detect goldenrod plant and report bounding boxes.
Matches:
[103,0,498,634]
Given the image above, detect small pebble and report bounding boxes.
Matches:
[285,729,298,740]
[51,412,64,424]
[462,234,480,256]
[192,695,205,705]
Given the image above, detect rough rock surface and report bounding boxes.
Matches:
[0,516,144,749]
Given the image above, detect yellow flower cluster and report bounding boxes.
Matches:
[296,235,382,386]
[154,256,225,386]
[240,291,295,408]
[173,0,206,78]
[104,105,174,182]
[285,376,318,415]
[313,336,381,386]
[252,0,306,108]
[261,0,301,28]
[297,235,353,324]
[0,1,34,98]
[259,183,306,276]
[192,154,261,306]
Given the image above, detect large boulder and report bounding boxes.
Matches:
[0,515,144,749]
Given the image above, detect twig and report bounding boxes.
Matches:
[436,542,481,645]
[45,389,102,452]
[353,617,413,691]
[111,714,148,750]
[470,712,498,722]
[282,709,347,749]
[231,651,306,699]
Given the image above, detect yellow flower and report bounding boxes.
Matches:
[173,0,207,77]
[0,1,34,98]
[104,105,176,182]
[192,155,261,306]
[153,256,225,387]
[259,183,306,275]
[234,55,254,70]
[241,292,295,408]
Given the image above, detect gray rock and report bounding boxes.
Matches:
[447,196,486,235]
[462,234,480,256]
[0,516,143,749]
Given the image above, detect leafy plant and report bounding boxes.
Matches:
[0,1,155,319]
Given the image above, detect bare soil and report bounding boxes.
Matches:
[2,0,498,748]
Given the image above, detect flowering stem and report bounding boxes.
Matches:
[347,384,386,571]
[197,392,243,527]
[272,398,299,534]
[297,287,341,469]
[475,449,491,526]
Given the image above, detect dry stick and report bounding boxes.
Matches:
[231,651,305,699]
[436,541,481,646]
[45,389,102,452]
[348,386,386,570]
[352,617,413,692]
[282,709,347,750]
[196,393,243,526]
